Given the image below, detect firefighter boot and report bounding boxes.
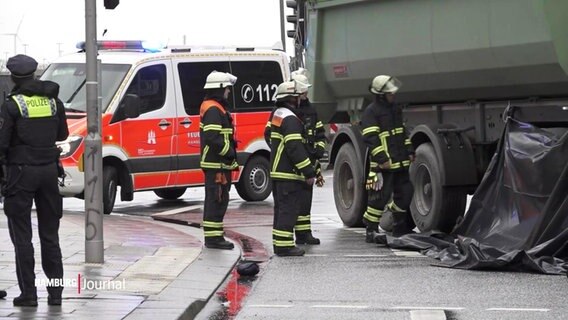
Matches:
[274,246,305,257]
[205,237,235,250]
[364,221,380,243]
[295,231,321,245]
[365,227,376,243]
[392,212,416,237]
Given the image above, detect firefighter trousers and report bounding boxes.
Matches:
[203,170,232,242]
[295,182,314,234]
[4,163,64,298]
[272,180,303,249]
[363,170,413,229]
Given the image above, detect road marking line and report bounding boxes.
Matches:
[487,308,549,312]
[311,305,369,309]
[410,310,447,320]
[392,306,464,311]
[344,254,388,257]
[391,251,426,257]
[152,205,202,216]
[248,304,294,308]
[304,254,328,257]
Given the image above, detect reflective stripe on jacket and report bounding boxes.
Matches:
[269,106,315,181]
[199,99,238,170]
[298,99,326,161]
[361,100,413,171]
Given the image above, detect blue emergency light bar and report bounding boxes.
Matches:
[75,40,164,52]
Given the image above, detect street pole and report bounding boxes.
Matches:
[279,0,286,52]
[84,0,104,263]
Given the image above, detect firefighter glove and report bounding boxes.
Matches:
[316,173,325,187]
[366,171,383,191]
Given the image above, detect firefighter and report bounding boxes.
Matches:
[361,75,415,242]
[290,69,326,245]
[200,71,239,250]
[0,54,69,306]
[269,80,317,256]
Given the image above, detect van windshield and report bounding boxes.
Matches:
[41,63,130,113]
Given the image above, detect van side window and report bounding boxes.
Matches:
[229,61,283,112]
[178,62,231,115]
[125,64,167,114]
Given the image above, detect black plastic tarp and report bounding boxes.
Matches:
[376,118,568,274]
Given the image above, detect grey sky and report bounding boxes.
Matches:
[0,0,289,67]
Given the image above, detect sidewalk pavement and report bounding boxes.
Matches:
[0,210,241,320]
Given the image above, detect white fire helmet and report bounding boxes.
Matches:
[291,68,312,94]
[275,80,301,100]
[203,71,237,89]
[369,75,402,94]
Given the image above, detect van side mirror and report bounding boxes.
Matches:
[121,94,141,119]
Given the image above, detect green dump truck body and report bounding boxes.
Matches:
[304,0,568,231]
[306,0,568,121]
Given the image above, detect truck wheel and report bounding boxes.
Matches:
[410,143,466,233]
[154,187,187,200]
[103,166,118,215]
[333,143,365,227]
[236,155,272,201]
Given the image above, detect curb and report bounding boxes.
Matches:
[124,219,241,320]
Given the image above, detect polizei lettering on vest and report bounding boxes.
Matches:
[27,97,50,108]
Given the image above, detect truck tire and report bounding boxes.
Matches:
[333,143,365,227]
[154,187,187,200]
[103,166,118,215]
[410,143,466,233]
[236,155,272,201]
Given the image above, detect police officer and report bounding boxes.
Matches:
[269,80,317,256]
[0,54,69,306]
[361,75,415,242]
[200,71,238,250]
[290,69,326,245]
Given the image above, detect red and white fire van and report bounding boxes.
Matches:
[42,41,288,214]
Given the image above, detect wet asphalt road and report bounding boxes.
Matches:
[63,171,568,320]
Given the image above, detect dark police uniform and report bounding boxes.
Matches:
[295,99,326,244]
[268,101,316,256]
[361,98,414,237]
[0,54,69,306]
[199,96,237,250]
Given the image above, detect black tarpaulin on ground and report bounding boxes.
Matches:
[376,119,568,274]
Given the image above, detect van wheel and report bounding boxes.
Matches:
[103,166,118,215]
[154,187,187,200]
[410,143,466,233]
[333,143,365,227]
[236,155,272,201]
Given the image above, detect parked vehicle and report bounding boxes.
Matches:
[46,41,288,214]
[301,0,568,232]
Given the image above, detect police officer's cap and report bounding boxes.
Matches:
[7,54,38,78]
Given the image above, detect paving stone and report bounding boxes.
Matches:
[0,211,239,319]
